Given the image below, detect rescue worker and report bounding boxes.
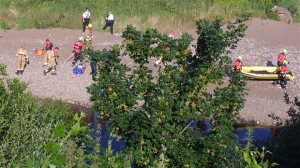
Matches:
[43,39,53,66]
[103,11,114,34]
[85,23,93,38]
[233,56,243,72]
[82,8,91,33]
[72,37,84,66]
[279,60,289,89]
[277,49,287,66]
[85,24,93,48]
[15,45,29,75]
[44,47,59,75]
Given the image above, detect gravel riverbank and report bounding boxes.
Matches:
[1,18,299,126]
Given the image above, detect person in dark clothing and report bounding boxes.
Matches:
[82,8,91,32]
[103,11,114,34]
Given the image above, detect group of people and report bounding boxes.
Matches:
[14,39,60,76]
[233,49,290,89]
[82,8,114,34]
[14,8,115,77]
[276,49,289,89]
[14,35,86,76]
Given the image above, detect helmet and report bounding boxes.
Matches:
[282,49,287,54]
[237,56,242,60]
[88,24,92,28]
[79,37,84,41]
[283,60,288,65]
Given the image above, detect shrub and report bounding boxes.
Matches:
[0,20,11,30]
[87,16,249,167]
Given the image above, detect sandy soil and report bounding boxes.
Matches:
[1,18,299,126]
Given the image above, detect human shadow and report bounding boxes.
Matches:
[266,61,274,66]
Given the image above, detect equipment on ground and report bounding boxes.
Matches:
[34,49,45,56]
[240,66,295,80]
[73,63,86,75]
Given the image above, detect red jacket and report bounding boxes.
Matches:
[45,41,53,50]
[234,60,242,70]
[277,53,285,62]
[73,41,84,54]
[280,65,288,74]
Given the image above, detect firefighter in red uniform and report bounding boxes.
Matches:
[277,49,287,66]
[233,56,243,72]
[72,37,84,66]
[279,60,289,89]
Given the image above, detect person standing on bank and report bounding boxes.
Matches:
[82,8,91,33]
[103,11,114,34]
[43,39,53,66]
[44,47,59,76]
[72,37,84,66]
[16,45,29,75]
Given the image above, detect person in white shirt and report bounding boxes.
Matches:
[103,11,114,34]
[82,8,91,32]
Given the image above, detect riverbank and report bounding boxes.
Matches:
[1,18,299,126]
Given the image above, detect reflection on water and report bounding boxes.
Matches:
[87,111,125,154]
[193,120,274,146]
[236,128,272,146]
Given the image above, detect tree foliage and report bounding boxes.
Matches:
[88,16,249,167]
[267,93,300,168]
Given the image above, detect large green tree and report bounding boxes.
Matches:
[88,17,248,167]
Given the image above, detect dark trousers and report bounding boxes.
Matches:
[72,53,82,65]
[90,61,97,80]
[83,18,90,32]
[277,61,282,66]
[103,20,114,34]
[280,73,287,88]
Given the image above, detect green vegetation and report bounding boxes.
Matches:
[2,0,300,165]
[86,16,251,167]
[0,64,130,167]
[266,93,300,167]
[0,0,299,32]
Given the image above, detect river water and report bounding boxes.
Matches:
[87,112,274,151]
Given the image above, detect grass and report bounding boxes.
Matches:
[0,0,299,32]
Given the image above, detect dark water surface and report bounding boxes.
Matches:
[87,112,273,151]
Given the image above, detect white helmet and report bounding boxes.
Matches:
[282,49,287,54]
[79,37,84,41]
[237,56,242,60]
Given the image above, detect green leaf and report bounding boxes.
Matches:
[45,142,60,154]
[25,159,39,168]
[71,123,81,135]
[53,123,65,138]
[73,113,80,121]
[50,154,66,166]
[270,162,280,167]
[49,164,56,168]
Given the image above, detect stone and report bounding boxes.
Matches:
[271,5,293,24]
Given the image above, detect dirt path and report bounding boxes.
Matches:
[1,18,299,126]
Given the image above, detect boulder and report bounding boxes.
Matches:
[271,5,293,24]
